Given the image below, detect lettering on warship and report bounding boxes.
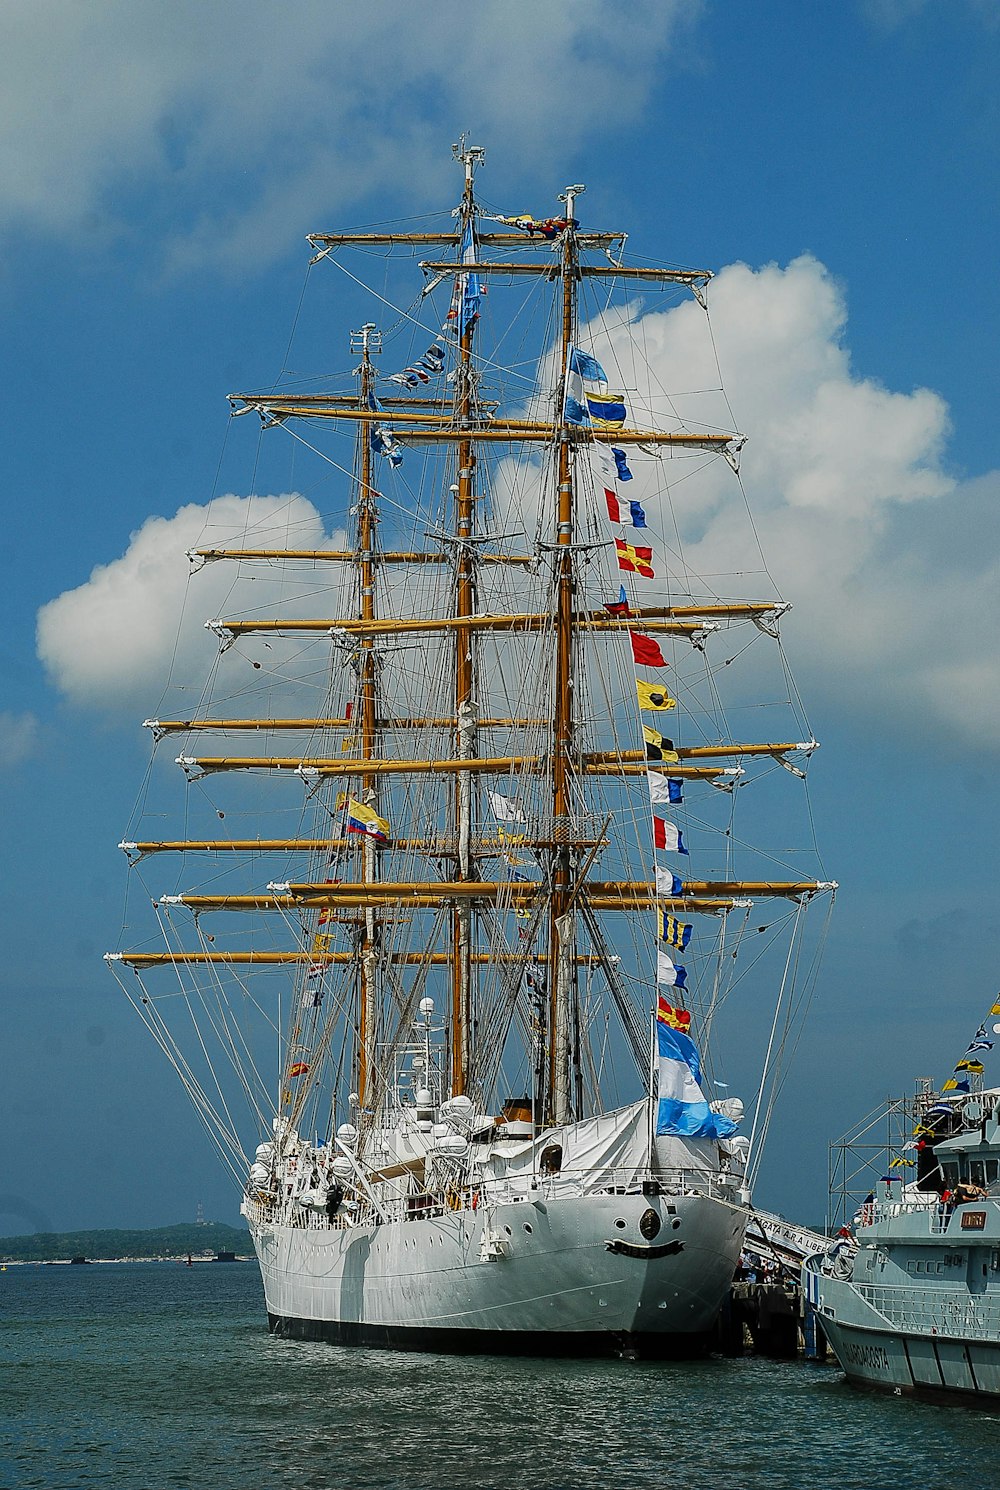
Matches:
[844,1339,890,1372]
[961,1211,987,1231]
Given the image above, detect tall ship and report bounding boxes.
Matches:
[108,144,834,1356]
[808,1009,1000,1402]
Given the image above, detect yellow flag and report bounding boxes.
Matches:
[312,933,333,955]
[643,725,680,764]
[636,680,676,711]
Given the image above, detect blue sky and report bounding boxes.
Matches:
[2,0,998,1236]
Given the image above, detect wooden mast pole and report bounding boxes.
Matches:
[450,141,484,1097]
[355,323,380,1110]
[548,184,585,1124]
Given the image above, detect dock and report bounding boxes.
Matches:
[715,1208,832,1360]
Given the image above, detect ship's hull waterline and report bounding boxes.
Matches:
[254,1189,745,1358]
[819,1312,1000,1405]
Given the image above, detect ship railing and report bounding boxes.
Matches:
[857,1282,1000,1341]
[474,1164,738,1205]
[243,1163,740,1230]
[871,1197,950,1233]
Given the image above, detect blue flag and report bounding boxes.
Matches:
[458,220,482,337]
[586,392,627,429]
[569,345,607,382]
[628,500,647,528]
[611,447,633,481]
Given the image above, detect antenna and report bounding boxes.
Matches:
[452,136,486,180]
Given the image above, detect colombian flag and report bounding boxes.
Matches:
[345,798,390,844]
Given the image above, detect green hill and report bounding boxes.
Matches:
[0,1221,251,1262]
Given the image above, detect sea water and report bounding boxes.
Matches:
[2,1261,1000,1490]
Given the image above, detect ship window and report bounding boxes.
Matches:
[987,1160,999,1185]
[991,1250,1000,1273]
[942,1162,959,1188]
[971,1160,988,1188]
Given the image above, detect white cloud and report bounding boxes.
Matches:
[1,0,698,271]
[36,493,347,711]
[37,254,999,755]
[592,255,999,750]
[0,711,39,767]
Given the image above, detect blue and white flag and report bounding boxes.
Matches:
[966,1023,995,1055]
[564,361,589,426]
[459,219,482,337]
[648,772,683,806]
[656,949,687,989]
[655,1020,737,1139]
[569,345,607,383]
[655,866,683,897]
[371,424,403,468]
[365,389,404,468]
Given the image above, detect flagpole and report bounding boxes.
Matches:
[648,1005,656,1169]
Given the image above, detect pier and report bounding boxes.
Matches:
[715,1208,831,1360]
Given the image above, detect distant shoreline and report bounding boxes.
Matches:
[0,1221,251,1265]
[2,1257,254,1267]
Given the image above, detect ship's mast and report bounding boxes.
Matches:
[548,184,585,1125]
[111,155,838,1139]
[354,322,381,1109]
[450,140,485,1096]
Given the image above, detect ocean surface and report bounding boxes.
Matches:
[3,1262,1000,1490]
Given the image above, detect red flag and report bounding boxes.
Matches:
[657,995,691,1033]
[615,538,654,578]
[629,631,667,667]
[603,487,622,522]
[288,1062,310,1078]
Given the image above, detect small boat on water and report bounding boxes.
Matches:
[108,142,834,1357]
[807,1006,1000,1403]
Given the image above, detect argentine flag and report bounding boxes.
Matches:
[656,1020,738,1140]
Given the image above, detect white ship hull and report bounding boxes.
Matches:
[252,1187,745,1356]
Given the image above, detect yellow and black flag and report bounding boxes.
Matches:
[643,725,679,763]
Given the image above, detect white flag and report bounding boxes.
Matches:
[487,791,527,825]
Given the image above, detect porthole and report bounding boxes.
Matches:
[614,1218,627,1230]
[671,1218,681,1230]
[504,1225,512,1236]
[523,1222,533,1234]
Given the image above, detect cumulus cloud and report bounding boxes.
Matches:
[580,255,998,752]
[37,253,999,754]
[1,0,697,270]
[0,711,39,767]
[36,493,347,711]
